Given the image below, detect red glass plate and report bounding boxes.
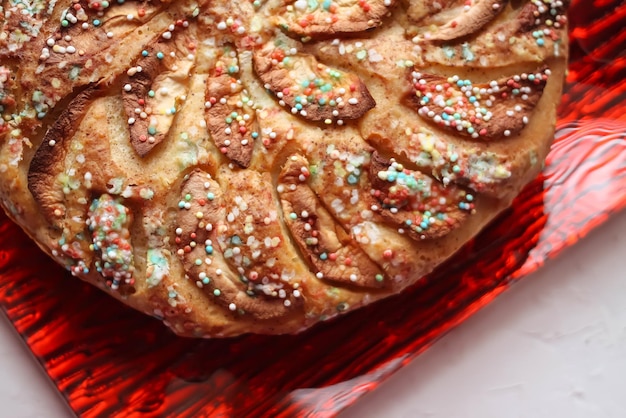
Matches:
[1,1,625,416]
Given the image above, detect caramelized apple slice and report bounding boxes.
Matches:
[28,86,132,280]
[415,0,569,67]
[368,152,474,240]
[175,170,303,320]
[121,31,195,156]
[428,0,507,41]
[407,0,507,41]
[205,48,259,167]
[0,0,51,57]
[20,0,198,119]
[404,68,549,139]
[254,40,375,123]
[87,194,135,290]
[272,0,396,38]
[28,86,106,222]
[279,154,388,288]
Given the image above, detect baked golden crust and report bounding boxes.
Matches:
[271,0,396,38]
[0,0,568,337]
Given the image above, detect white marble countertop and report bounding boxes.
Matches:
[2,210,626,418]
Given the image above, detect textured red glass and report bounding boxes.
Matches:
[1,1,625,416]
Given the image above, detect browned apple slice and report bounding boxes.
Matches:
[406,0,455,22]
[87,194,135,290]
[254,40,375,123]
[279,154,388,288]
[0,0,51,57]
[121,32,195,156]
[28,86,136,283]
[426,0,508,41]
[28,86,106,222]
[175,170,303,320]
[204,48,259,167]
[368,152,475,240]
[415,0,569,67]
[404,67,549,139]
[272,0,396,38]
[19,1,198,120]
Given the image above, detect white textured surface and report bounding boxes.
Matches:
[1,211,626,418]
